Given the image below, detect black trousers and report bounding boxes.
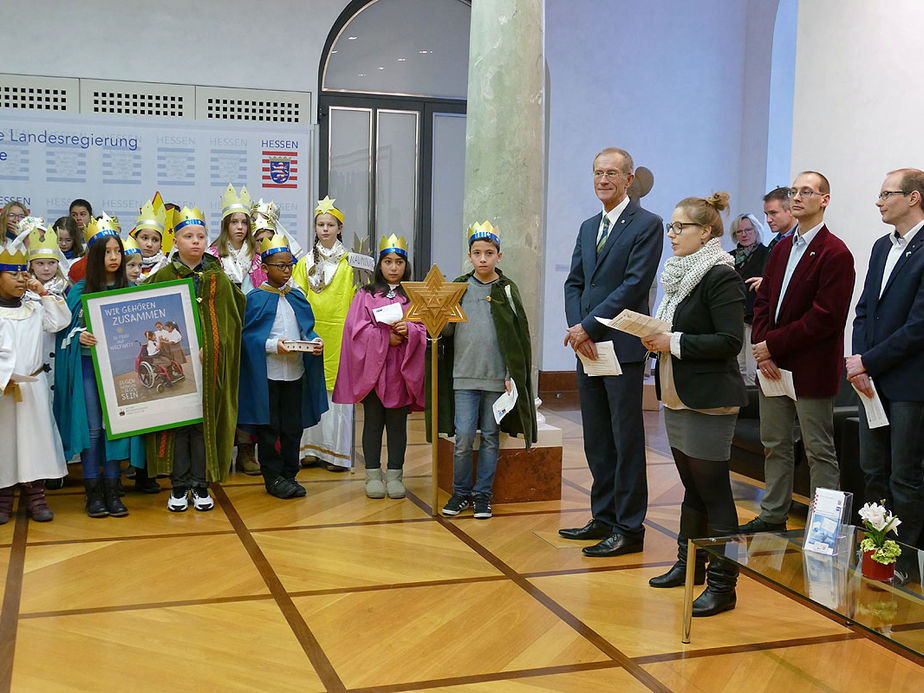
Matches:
[362,391,409,469]
[173,423,206,489]
[258,379,303,481]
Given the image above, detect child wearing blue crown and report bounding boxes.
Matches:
[0,229,70,524]
[434,222,536,519]
[238,231,328,499]
[145,206,246,512]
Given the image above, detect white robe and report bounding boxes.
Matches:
[300,396,353,468]
[0,295,71,487]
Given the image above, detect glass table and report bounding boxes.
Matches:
[683,528,924,660]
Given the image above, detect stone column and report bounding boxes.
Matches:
[462,0,544,373]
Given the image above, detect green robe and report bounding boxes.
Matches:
[143,254,245,482]
[426,268,537,448]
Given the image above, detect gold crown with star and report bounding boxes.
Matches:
[259,233,291,259]
[173,206,207,236]
[221,184,252,220]
[25,218,59,261]
[122,233,143,257]
[378,233,408,257]
[84,212,121,247]
[315,196,344,224]
[251,198,279,233]
[132,196,166,237]
[467,221,500,248]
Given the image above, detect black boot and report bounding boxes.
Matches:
[84,480,109,518]
[650,505,707,588]
[103,479,129,517]
[692,526,739,617]
[133,465,161,494]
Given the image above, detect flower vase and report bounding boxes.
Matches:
[861,550,895,581]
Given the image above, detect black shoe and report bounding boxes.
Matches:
[737,517,786,534]
[45,477,66,491]
[649,557,706,588]
[266,476,299,499]
[559,519,612,541]
[441,493,470,516]
[288,478,307,498]
[582,533,644,557]
[133,466,162,494]
[103,479,129,517]
[692,588,737,616]
[84,480,108,518]
[472,494,492,519]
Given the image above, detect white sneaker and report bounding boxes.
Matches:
[191,486,214,512]
[167,487,189,512]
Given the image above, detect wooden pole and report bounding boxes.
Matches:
[430,335,440,516]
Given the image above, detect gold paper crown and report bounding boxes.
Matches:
[122,234,142,257]
[378,233,408,257]
[26,219,59,261]
[251,198,279,232]
[160,195,175,254]
[132,196,166,237]
[84,212,120,247]
[173,206,207,236]
[221,184,252,220]
[0,245,28,272]
[315,196,344,224]
[259,233,291,258]
[467,221,500,247]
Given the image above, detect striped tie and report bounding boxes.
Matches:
[597,215,611,255]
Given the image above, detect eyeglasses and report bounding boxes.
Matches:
[878,190,909,201]
[264,262,294,270]
[787,188,826,199]
[593,170,624,180]
[666,222,702,234]
[7,213,25,221]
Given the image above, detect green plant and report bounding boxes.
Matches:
[858,501,902,565]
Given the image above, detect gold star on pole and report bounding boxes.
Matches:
[402,264,467,337]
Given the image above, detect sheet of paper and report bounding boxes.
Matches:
[851,379,889,429]
[492,378,518,424]
[347,252,375,272]
[577,341,622,376]
[372,302,404,325]
[757,369,797,400]
[595,309,671,338]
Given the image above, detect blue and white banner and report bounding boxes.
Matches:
[0,110,311,249]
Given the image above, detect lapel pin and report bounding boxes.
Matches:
[810,251,816,257]
[906,251,912,257]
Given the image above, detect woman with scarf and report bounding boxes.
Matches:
[641,192,747,617]
[292,196,356,472]
[730,213,770,383]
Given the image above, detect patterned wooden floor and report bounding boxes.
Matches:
[0,406,921,691]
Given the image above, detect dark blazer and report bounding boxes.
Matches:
[564,197,663,363]
[752,225,855,397]
[654,265,748,409]
[852,228,924,401]
[734,243,770,323]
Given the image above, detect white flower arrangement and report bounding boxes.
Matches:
[858,501,902,565]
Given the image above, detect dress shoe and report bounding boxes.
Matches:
[737,516,786,534]
[559,519,612,541]
[582,533,644,557]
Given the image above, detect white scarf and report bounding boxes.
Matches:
[219,242,254,286]
[303,240,345,293]
[655,237,734,326]
[141,251,166,276]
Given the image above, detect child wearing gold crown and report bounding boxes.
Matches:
[332,234,426,498]
[0,228,71,524]
[145,205,245,512]
[131,193,171,279]
[238,233,328,499]
[292,197,357,472]
[435,222,537,520]
[209,184,264,293]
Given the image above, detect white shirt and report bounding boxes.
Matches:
[264,293,305,382]
[163,328,182,344]
[775,221,823,322]
[880,219,923,297]
[146,339,160,356]
[597,195,631,246]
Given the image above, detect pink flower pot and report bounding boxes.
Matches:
[862,550,895,581]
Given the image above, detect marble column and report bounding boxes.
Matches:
[462,0,544,373]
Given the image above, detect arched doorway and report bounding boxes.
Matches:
[318,0,470,275]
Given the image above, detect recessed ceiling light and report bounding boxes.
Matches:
[397,57,407,62]
[358,73,366,77]
[331,50,338,54]
[377,66,385,70]
[347,36,358,40]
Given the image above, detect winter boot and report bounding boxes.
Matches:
[650,505,707,588]
[84,480,109,518]
[103,478,129,517]
[21,481,54,522]
[385,469,406,499]
[692,526,739,616]
[0,486,16,524]
[364,468,386,499]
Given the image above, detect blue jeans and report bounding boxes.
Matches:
[81,355,119,480]
[452,389,501,497]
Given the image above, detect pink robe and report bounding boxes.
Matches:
[332,290,426,410]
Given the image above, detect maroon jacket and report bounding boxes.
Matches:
[751,225,855,397]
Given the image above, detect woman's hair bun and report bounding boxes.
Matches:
[705,191,730,212]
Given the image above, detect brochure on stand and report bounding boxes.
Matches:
[803,488,853,556]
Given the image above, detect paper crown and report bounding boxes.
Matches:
[315,196,344,224]
[378,233,408,257]
[251,198,279,233]
[467,221,500,247]
[84,212,121,247]
[122,234,143,257]
[25,219,60,261]
[133,195,167,237]
[0,245,28,272]
[221,184,252,220]
[160,196,175,254]
[259,233,291,258]
[173,206,207,235]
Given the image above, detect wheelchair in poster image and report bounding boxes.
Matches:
[134,341,185,392]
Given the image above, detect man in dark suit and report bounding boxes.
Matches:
[559,147,663,556]
[740,171,855,533]
[847,168,924,549]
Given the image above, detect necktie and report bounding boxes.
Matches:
[597,215,611,255]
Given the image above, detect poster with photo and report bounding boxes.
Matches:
[83,279,203,438]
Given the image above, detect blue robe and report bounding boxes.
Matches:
[238,284,328,429]
[53,280,146,467]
